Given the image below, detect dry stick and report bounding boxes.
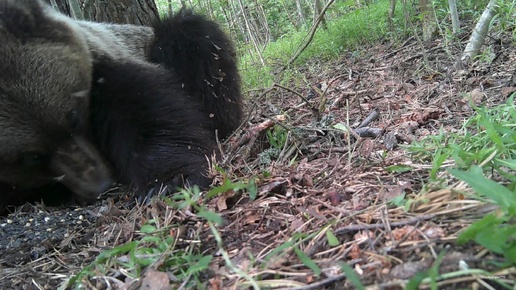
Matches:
[274,83,320,120]
[402,45,443,63]
[279,0,337,73]
[334,214,436,235]
[384,36,415,59]
[286,273,348,290]
[317,73,349,113]
[274,83,312,108]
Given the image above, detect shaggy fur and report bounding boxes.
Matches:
[0,0,242,208]
[90,60,215,191]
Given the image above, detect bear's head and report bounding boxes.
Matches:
[0,0,113,200]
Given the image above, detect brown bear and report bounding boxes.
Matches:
[0,0,242,208]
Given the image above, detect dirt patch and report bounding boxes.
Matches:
[1,32,516,289]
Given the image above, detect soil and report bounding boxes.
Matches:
[1,30,516,289]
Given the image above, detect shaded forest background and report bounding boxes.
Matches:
[44,0,506,91]
[2,0,515,289]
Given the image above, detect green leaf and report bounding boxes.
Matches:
[389,193,406,207]
[264,239,295,264]
[294,246,321,276]
[476,224,516,254]
[206,179,249,198]
[385,164,413,173]
[326,229,340,247]
[495,159,516,171]
[339,262,365,290]
[430,148,449,179]
[502,238,516,264]
[333,123,349,132]
[457,214,499,245]
[248,179,258,201]
[405,271,427,290]
[479,112,503,148]
[188,255,213,273]
[449,166,516,209]
[140,224,157,233]
[196,210,223,225]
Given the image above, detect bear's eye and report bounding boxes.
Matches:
[20,152,50,168]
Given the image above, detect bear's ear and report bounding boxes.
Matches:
[0,0,75,43]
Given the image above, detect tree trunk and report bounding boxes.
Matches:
[237,0,265,65]
[295,0,306,25]
[462,0,499,61]
[167,0,173,14]
[82,0,159,25]
[388,0,396,33]
[44,0,70,15]
[314,0,328,30]
[448,0,460,33]
[45,0,159,25]
[254,1,271,45]
[420,0,436,41]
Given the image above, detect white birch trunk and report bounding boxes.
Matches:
[462,0,498,62]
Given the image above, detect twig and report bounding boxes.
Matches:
[285,273,347,290]
[279,0,337,72]
[384,36,415,58]
[274,83,320,119]
[334,214,436,235]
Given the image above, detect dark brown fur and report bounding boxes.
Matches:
[0,0,242,208]
[150,9,242,139]
[0,0,113,200]
[90,60,215,192]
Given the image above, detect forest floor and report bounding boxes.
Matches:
[1,31,516,289]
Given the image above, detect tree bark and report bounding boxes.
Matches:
[295,0,306,26]
[462,0,498,61]
[448,0,460,33]
[82,0,159,25]
[45,0,159,25]
[388,0,396,32]
[237,0,265,65]
[313,0,328,30]
[44,0,70,14]
[420,0,436,41]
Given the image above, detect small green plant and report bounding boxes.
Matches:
[66,180,256,289]
[266,125,288,149]
[240,0,399,91]
[66,219,213,289]
[65,190,216,289]
[409,95,516,266]
[451,166,516,265]
[409,96,516,177]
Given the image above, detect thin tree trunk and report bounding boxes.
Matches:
[462,0,498,61]
[313,0,328,30]
[283,0,336,71]
[448,0,460,33]
[255,1,271,45]
[420,0,436,41]
[82,0,158,25]
[237,0,265,65]
[295,0,306,26]
[68,0,84,20]
[388,0,396,33]
[45,0,70,14]
[168,0,173,14]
